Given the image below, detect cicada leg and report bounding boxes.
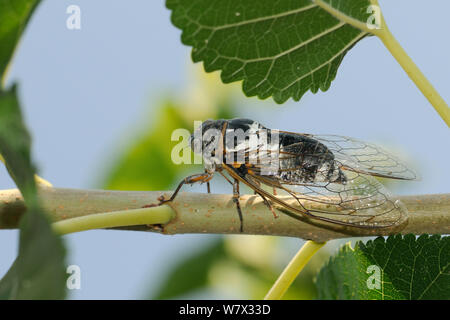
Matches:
[216,170,244,233]
[205,169,211,194]
[232,178,244,233]
[253,180,261,195]
[257,191,279,219]
[143,173,213,208]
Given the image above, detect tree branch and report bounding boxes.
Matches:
[0,187,448,241]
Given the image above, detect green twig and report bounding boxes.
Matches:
[52,206,175,235]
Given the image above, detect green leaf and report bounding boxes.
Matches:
[166,0,371,103]
[316,235,450,300]
[0,85,36,200]
[0,0,66,299]
[0,86,66,299]
[151,239,227,299]
[0,0,41,81]
[0,206,67,299]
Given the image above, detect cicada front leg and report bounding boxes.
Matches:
[143,173,213,208]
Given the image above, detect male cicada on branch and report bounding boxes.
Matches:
[146,118,417,232]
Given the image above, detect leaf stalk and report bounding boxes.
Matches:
[264,240,325,300]
[377,28,450,126]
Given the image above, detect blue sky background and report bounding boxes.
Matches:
[0,0,449,299]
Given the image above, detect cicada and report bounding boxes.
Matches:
[149,118,417,232]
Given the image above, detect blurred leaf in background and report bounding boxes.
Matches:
[104,101,192,191]
[149,235,329,300]
[152,238,226,299]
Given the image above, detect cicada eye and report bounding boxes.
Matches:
[189,135,202,154]
[202,128,221,147]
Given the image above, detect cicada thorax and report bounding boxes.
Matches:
[218,118,270,167]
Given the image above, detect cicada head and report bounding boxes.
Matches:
[189,119,227,155]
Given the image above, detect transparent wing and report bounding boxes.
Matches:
[245,170,408,229]
[285,132,418,180]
